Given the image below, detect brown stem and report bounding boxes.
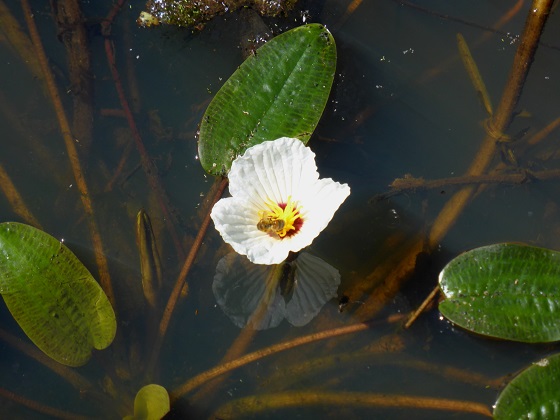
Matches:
[457,33,493,116]
[0,328,111,408]
[0,164,42,228]
[414,0,524,85]
[386,168,560,195]
[394,0,525,39]
[53,0,94,154]
[171,321,370,400]
[355,0,553,322]
[0,89,61,181]
[102,0,127,27]
[429,0,554,249]
[190,263,285,404]
[104,137,134,192]
[395,359,505,389]
[260,334,406,391]
[404,284,440,329]
[0,386,90,420]
[103,35,186,261]
[527,115,560,146]
[353,235,426,321]
[20,0,114,306]
[212,391,492,418]
[0,0,43,83]
[146,177,228,378]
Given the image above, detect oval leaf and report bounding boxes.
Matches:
[439,243,560,343]
[125,384,170,420]
[494,352,560,419]
[198,23,336,175]
[0,222,116,366]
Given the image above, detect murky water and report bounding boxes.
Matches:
[1,0,560,418]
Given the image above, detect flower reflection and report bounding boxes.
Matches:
[212,252,341,330]
[210,137,350,265]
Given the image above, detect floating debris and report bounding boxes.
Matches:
[139,0,298,28]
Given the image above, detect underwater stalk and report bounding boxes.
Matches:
[429,0,554,248]
[356,0,554,322]
[21,0,115,306]
[211,391,492,418]
[146,177,228,379]
[171,321,371,400]
[191,263,286,404]
[0,164,42,229]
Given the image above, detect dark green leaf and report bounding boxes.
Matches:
[494,352,560,419]
[0,222,116,366]
[198,23,336,175]
[439,243,560,343]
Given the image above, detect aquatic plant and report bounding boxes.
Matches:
[0,0,559,418]
[210,137,350,264]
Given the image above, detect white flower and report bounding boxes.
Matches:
[210,137,351,265]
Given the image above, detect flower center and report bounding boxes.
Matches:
[257,196,303,238]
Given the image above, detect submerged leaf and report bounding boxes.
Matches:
[124,384,170,420]
[494,352,560,419]
[439,243,560,343]
[198,23,337,175]
[0,222,116,366]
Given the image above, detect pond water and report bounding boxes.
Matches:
[1,0,560,418]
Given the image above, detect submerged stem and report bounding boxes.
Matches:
[146,177,228,379]
[0,164,42,229]
[20,0,114,306]
[356,0,554,322]
[212,391,492,418]
[0,328,123,416]
[171,321,370,400]
[103,36,187,262]
[429,0,554,248]
[190,263,285,404]
[0,387,90,420]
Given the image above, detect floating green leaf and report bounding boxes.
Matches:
[439,243,560,343]
[198,23,336,175]
[123,384,170,420]
[494,352,560,418]
[0,222,116,366]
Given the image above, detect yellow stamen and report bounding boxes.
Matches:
[257,196,302,238]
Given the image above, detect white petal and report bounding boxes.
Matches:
[243,177,349,264]
[300,178,351,233]
[211,197,292,264]
[281,178,351,254]
[228,137,318,207]
[211,197,266,251]
[211,137,351,265]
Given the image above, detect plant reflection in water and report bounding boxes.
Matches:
[213,252,341,329]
